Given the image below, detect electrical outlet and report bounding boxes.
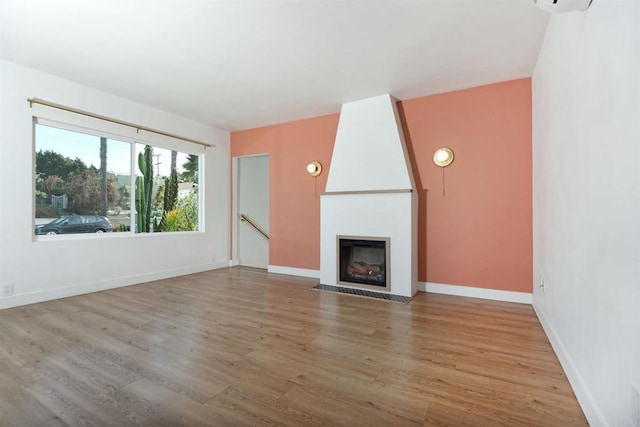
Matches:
[539,276,545,291]
[2,283,14,297]
[632,383,640,427]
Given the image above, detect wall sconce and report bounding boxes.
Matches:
[433,147,454,196]
[306,161,322,177]
[433,147,454,167]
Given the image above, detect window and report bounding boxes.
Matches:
[133,143,199,233]
[34,120,201,236]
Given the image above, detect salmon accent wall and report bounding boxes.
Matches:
[231,78,532,292]
[231,114,338,270]
[399,79,532,292]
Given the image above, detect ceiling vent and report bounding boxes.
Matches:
[533,0,592,13]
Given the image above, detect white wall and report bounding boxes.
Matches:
[532,2,639,426]
[0,60,231,309]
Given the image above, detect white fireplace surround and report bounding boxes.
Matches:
[320,95,418,297]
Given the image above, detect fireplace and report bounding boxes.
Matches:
[337,236,390,291]
[320,94,418,298]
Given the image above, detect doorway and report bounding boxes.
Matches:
[233,154,269,269]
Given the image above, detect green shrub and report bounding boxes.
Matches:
[35,205,59,218]
[160,210,182,232]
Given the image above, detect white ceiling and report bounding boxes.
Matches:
[0,1,550,131]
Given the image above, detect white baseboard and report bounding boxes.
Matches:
[419,281,533,304]
[261,269,532,303]
[267,265,320,279]
[0,261,229,310]
[533,303,607,427]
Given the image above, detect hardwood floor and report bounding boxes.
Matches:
[0,267,587,426]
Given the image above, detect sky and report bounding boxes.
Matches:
[35,123,194,177]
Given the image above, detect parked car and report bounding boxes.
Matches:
[35,215,114,235]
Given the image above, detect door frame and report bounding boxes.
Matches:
[231,153,270,267]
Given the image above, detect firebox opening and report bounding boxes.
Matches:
[337,236,390,291]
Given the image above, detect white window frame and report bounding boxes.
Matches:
[32,110,205,241]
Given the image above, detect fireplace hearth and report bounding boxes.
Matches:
[337,236,390,291]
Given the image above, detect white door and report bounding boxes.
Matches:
[236,155,269,269]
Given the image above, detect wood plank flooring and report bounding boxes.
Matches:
[0,267,587,426]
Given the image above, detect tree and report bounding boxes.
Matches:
[100,137,107,216]
[35,148,120,216]
[35,150,86,212]
[36,149,87,180]
[65,170,100,214]
[65,170,117,214]
[171,150,177,171]
[41,175,64,195]
[181,154,198,183]
[35,175,65,214]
